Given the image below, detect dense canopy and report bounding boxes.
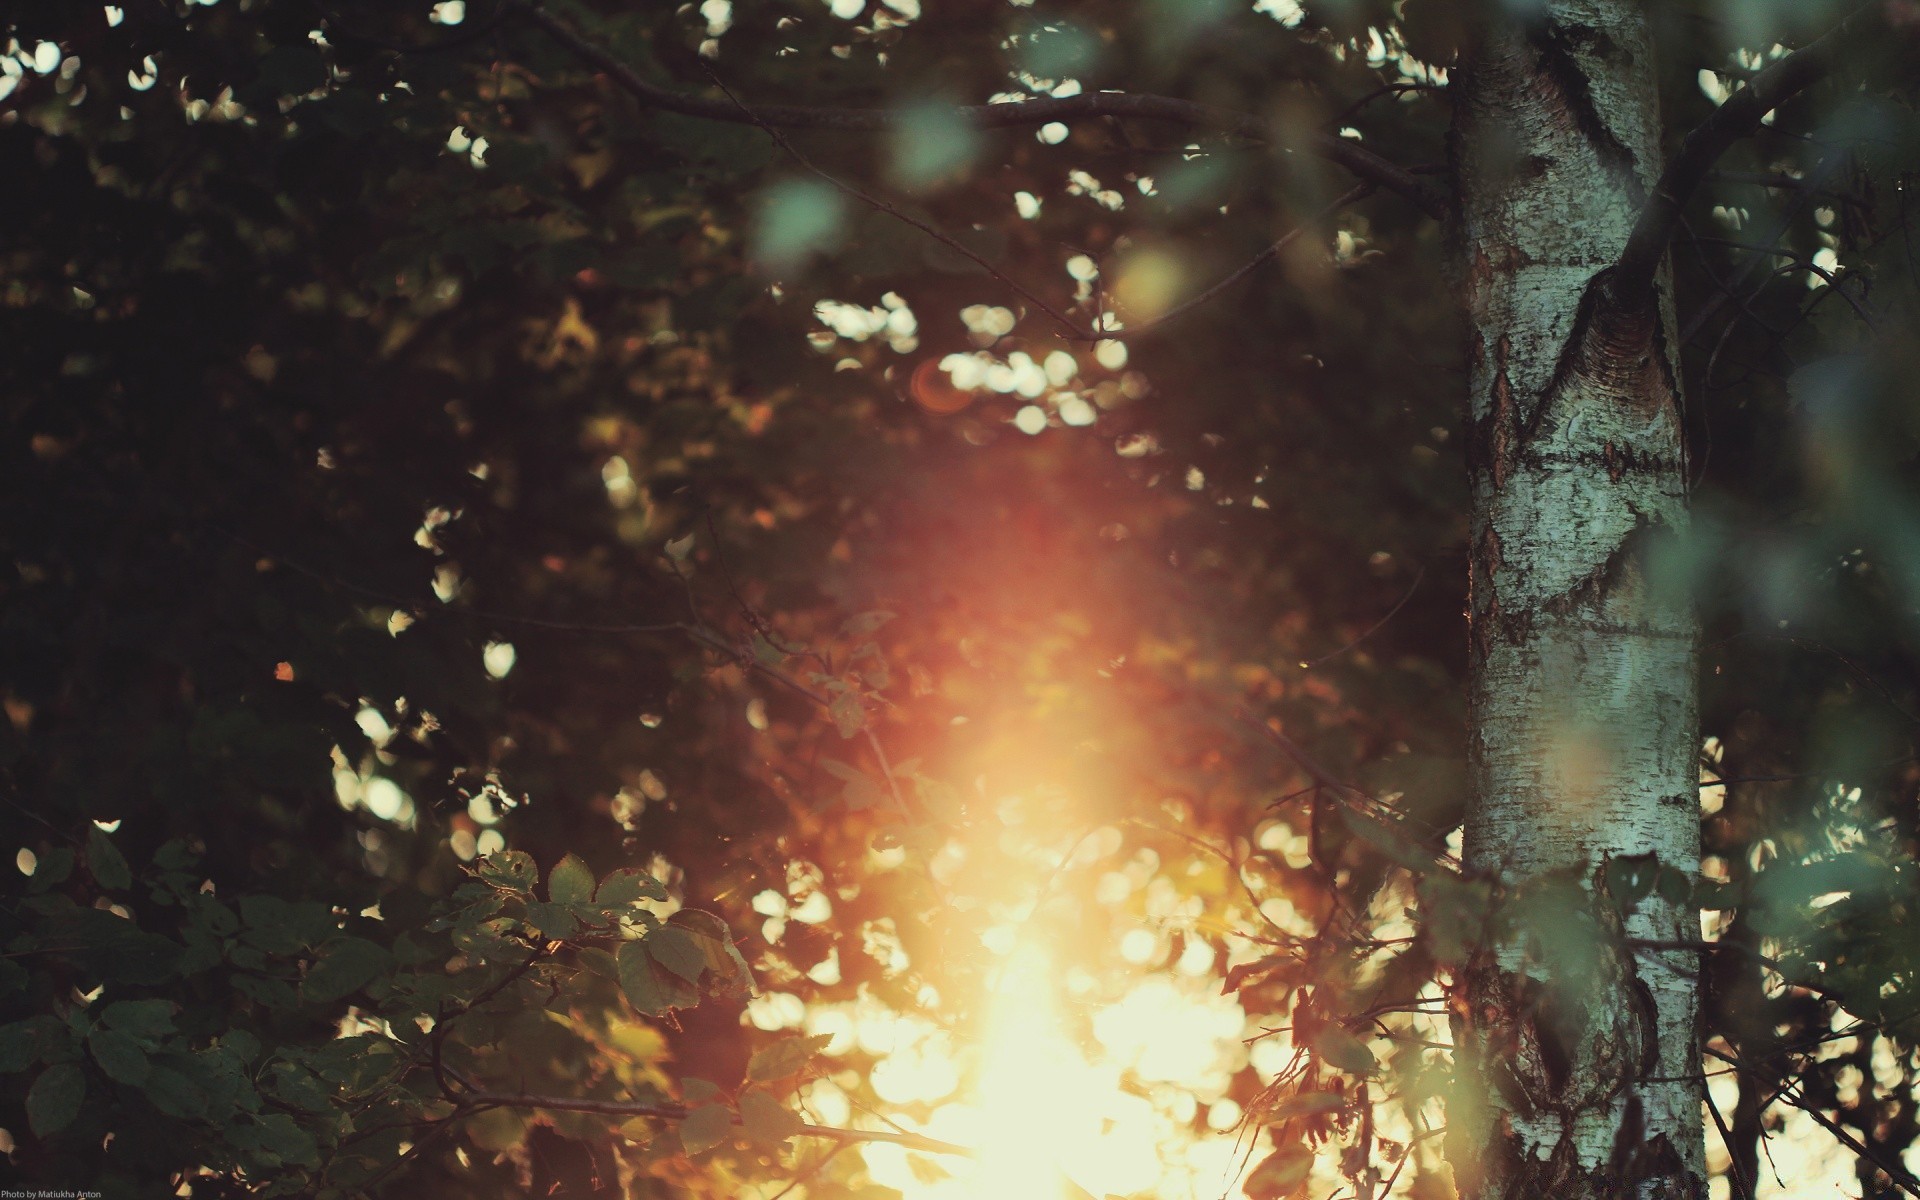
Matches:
[0,1,1916,1198]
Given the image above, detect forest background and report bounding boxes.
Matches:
[0,1,1917,1198]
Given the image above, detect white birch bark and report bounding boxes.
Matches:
[1448,2,1704,1196]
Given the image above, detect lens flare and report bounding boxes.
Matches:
[969,947,1099,1200]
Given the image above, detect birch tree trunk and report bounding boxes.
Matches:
[1449,2,1704,1197]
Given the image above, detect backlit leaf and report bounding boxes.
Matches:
[648,926,707,984]
[548,854,595,907]
[678,1103,733,1157]
[748,1033,833,1082]
[740,1088,802,1146]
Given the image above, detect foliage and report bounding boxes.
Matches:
[0,0,1915,1197]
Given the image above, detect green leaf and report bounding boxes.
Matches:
[1601,852,1661,909]
[88,1028,151,1085]
[27,1062,86,1136]
[103,999,177,1040]
[524,901,580,940]
[598,868,669,907]
[739,1088,803,1147]
[1309,1026,1378,1076]
[87,826,131,890]
[678,1103,733,1157]
[27,846,73,893]
[840,611,896,638]
[466,1105,528,1153]
[253,1112,320,1169]
[1244,1146,1314,1199]
[648,927,707,985]
[0,1016,61,1073]
[549,854,595,906]
[748,1034,833,1083]
[1336,806,1434,873]
[0,956,25,1000]
[667,909,753,995]
[266,1063,332,1113]
[829,691,865,738]
[143,1064,209,1120]
[233,974,301,1010]
[1694,877,1740,911]
[1418,874,1491,966]
[617,939,696,1015]
[1262,1091,1345,1124]
[477,850,539,895]
[578,947,619,979]
[301,937,392,1004]
[820,757,889,810]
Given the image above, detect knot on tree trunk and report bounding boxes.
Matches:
[1548,269,1668,417]
[1452,869,1680,1199]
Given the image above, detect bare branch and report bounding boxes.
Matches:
[1626,938,1851,1007]
[1707,1048,1920,1200]
[1610,3,1878,306]
[699,57,1372,344]
[507,1,1444,219]
[457,1090,975,1157]
[692,60,1090,339]
[1101,184,1373,342]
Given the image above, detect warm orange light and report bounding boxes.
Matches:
[911,358,976,414]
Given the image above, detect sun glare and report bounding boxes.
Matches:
[848,930,1258,1200]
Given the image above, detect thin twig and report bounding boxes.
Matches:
[508,2,1444,218]
[694,61,1088,339]
[1626,939,1851,1007]
[768,1142,851,1200]
[862,725,912,818]
[456,1089,974,1156]
[1613,2,1880,306]
[320,4,514,54]
[1103,184,1374,342]
[1708,1047,1920,1199]
[1707,1084,1756,1200]
[1299,564,1425,669]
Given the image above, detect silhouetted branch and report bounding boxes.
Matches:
[1627,939,1850,1006]
[456,1090,974,1157]
[1707,1047,1920,1200]
[1100,184,1373,342]
[691,60,1090,338]
[507,1,1445,219]
[1611,3,1877,306]
[696,57,1373,344]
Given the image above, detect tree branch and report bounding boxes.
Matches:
[1610,4,1877,306]
[457,1090,975,1157]
[506,1,1444,219]
[1706,1047,1920,1200]
[697,56,1372,344]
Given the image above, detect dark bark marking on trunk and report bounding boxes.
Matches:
[1470,524,1503,666]
[1540,513,1652,622]
[1524,448,1682,477]
[1490,333,1515,489]
[1529,21,1644,203]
